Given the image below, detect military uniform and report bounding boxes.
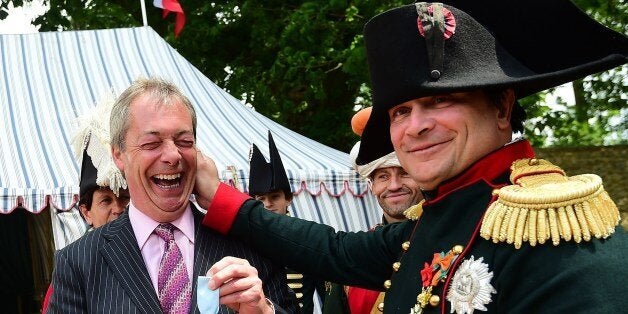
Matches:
[286,269,326,314]
[322,219,391,314]
[247,131,325,313]
[203,1,627,313]
[203,140,627,313]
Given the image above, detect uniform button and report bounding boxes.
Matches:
[383,280,392,290]
[402,241,411,251]
[453,245,464,255]
[429,295,440,307]
[377,302,384,312]
[392,262,401,272]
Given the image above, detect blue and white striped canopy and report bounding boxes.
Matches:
[0,27,380,248]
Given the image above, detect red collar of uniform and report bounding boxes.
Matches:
[432,140,535,197]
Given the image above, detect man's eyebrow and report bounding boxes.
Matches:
[174,130,194,137]
[141,130,193,136]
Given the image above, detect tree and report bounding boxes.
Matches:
[525,0,627,147]
[27,0,627,150]
[35,0,407,152]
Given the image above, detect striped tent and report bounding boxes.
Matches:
[0,27,380,250]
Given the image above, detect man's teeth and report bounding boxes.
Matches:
[154,173,181,180]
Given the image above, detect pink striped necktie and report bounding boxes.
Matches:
[154,223,192,314]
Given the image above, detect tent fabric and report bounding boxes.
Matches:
[0,27,380,250]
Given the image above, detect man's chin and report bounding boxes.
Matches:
[154,198,189,213]
[383,206,406,216]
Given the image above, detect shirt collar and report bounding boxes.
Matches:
[128,201,196,250]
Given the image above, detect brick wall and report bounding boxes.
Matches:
[534,145,628,229]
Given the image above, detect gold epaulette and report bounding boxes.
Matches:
[480,158,620,249]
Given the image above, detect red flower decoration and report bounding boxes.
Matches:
[420,262,433,287]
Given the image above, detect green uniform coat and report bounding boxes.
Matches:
[204,140,627,313]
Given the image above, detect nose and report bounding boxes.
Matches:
[262,199,272,208]
[405,105,434,137]
[388,174,403,190]
[112,203,125,214]
[161,140,182,166]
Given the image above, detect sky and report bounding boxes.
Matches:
[0,0,47,34]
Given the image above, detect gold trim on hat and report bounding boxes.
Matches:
[480,158,620,249]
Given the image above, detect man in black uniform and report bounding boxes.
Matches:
[248,131,326,313]
[195,1,627,313]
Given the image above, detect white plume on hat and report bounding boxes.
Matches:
[71,91,127,196]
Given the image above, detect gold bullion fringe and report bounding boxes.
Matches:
[480,158,620,249]
[404,200,425,221]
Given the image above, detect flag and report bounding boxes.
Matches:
[153,0,186,37]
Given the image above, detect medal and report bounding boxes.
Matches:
[410,245,463,313]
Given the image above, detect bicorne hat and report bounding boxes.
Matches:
[248,131,291,197]
[356,0,627,165]
[72,93,127,199]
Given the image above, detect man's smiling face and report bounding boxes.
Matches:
[112,94,197,222]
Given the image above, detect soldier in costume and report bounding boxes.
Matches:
[194,1,627,313]
[248,131,326,314]
[324,108,423,314]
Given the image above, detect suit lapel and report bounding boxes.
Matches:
[191,205,228,314]
[101,213,162,313]
[191,206,205,313]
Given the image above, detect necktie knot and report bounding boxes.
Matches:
[154,223,176,242]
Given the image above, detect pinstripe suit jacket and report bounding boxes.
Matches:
[48,206,298,314]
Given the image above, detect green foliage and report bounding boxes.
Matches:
[524,0,627,147]
[35,0,407,151]
[30,0,627,150]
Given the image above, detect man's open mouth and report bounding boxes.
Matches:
[152,173,182,189]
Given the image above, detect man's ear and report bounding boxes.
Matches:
[79,204,93,226]
[112,146,125,172]
[496,89,515,130]
[284,192,294,203]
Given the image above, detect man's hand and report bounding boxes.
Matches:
[206,256,274,314]
[194,150,221,209]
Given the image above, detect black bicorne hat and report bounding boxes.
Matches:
[79,149,99,199]
[73,93,127,201]
[356,0,628,165]
[248,131,291,197]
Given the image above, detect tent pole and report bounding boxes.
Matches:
[140,0,148,26]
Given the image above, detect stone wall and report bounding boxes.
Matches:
[534,145,628,229]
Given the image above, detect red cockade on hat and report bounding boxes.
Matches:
[416,5,456,39]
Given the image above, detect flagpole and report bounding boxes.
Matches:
[140,0,148,26]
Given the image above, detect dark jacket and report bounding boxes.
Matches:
[49,205,298,313]
[204,140,628,313]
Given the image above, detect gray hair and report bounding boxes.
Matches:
[110,77,197,150]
